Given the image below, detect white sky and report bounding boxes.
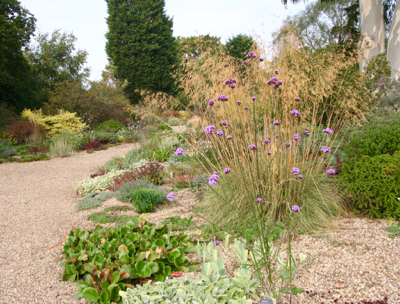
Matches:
[19,0,307,81]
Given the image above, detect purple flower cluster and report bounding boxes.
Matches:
[303,130,310,136]
[264,139,271,144]
[298,174,303,179]
[323,128,334,135]
[257,198,263,202]
[293,134,301,142]
[291,167,300,175]
[267,151,272,155]
[224,78,237,88]
[290,109,301,116]
[248,144,256,150]
[251,96,257,101]
[244,106,249,110]
[221,120,228,126]
[167,192,175,202]
[226,135,232,140]
[246,51,257,58]
[243,60,247,66]
[217,129,224,137]
[284,142,291,147]
[267,76,283,89]
[291,205,300,212]
[217,95,229,101]
[274,70,279,74]
[321,146,331,153]
[208,100,214,107]
[205,125,215,134]
[175,148,183,155]
[223,167,231,174]
[209,172,219,186]
[273,120,280,125]
[237,100,242,105]
[326,169,336,175]
[259,57,264,62]
[294,97,301,102]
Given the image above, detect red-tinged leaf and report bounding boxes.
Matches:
[92,266,98,276]
[100,238,106,244]
[91,276,96,285]
[170,272,182,277]
[120,271,130,280]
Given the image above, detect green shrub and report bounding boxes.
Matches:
[75,169,127,195]
[91,129,119,144]
[115,179,164,202]
[104,156,124,172]
[61,221,196,303]
[19,153,49,162]
[49,132,83,151]
[338,152,400,219]
[76,192,112,211]
[97,119,125,132]
[0,141,17,159]
[122,149,149,169]
[343,113,400,159]
[104,205,131,212]
[130,188,168,213]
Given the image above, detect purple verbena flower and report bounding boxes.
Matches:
[217,95,229,101]
[248,144,256,150]
[321,146,331,153]
[380,83,385,87]
[243,60,247,66]
[273,120,280,125]
[323,128,334,135]
[226,135,232,140]
[221,120,228,126]
[215,241,220,245]
[326,169,336,175]
[264,139,271,144]
[175,148,183,155]
[267,76,279,85]
[290,109,301,116]
[208,100,215,106]
[167,192,175,202]
[246,51,257,58]
[291,167,300,175]
[298,174,303,179]
[244,106,249,110]
[251,96,257,101]
[267,151,272,155]
[208,172,219,186]
[217,129,224,137]
[223,167,231,174]
[257,198,262,202]
[284,142,291,147]
[294,97,301,102]
[274,69,279,74]
[259,56,264,62]
[293,134,301,142]
[291,205,300,212]
[237,100,242,105]
[303,130,310,136]
[205,125,215,134]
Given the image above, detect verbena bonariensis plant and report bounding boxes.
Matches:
[191,48,366,300]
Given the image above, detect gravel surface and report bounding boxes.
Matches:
[0,144,138,304]
[0,143,399,304]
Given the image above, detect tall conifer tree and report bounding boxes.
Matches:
[105,0,178,104]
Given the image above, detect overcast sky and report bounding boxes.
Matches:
[20,0,307,81]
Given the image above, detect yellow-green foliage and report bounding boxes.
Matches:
[178,110,190,121]
[22,109,86,136]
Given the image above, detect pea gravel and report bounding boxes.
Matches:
[0,143,399,304]
[0,144,138,304]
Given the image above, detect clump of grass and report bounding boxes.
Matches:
[130,188,169,213]
[76,192,112,211]
[87,211,140,227]
[104,205,131,212]
[114,179,166,202]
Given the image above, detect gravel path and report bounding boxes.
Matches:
[1,143,399,304]
[0,144,138,304]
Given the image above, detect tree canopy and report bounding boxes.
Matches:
[0,0,36,112]
[105,0,179,104]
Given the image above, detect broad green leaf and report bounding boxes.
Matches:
[386,226,399,232]
[110,271,120,284]
[82,287,100,303]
